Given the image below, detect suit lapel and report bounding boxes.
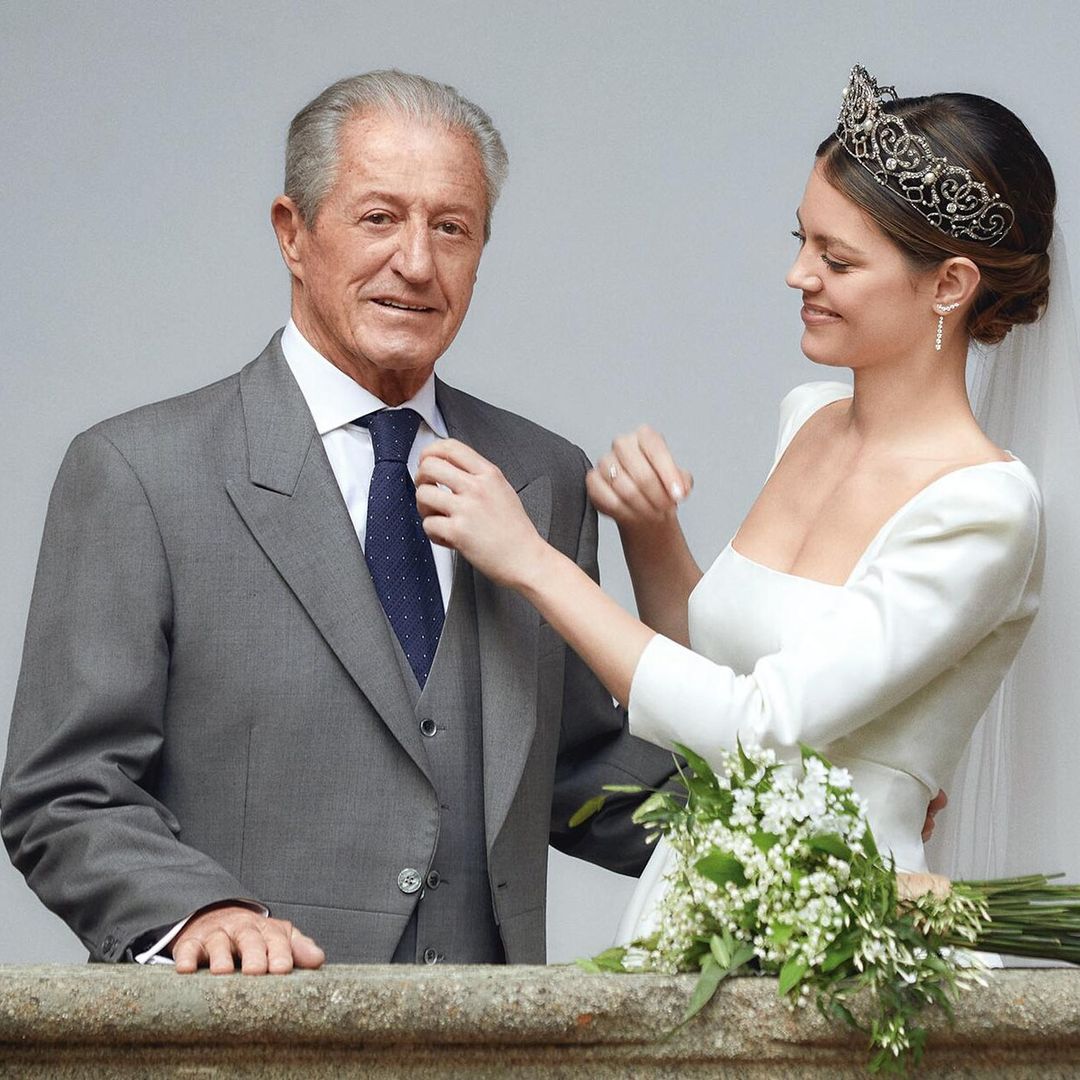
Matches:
[437,380,553,844]
[225,338,429,781]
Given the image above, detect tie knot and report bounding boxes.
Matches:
[358,408,423,464]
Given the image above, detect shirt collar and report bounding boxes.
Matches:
[281,319,446,437]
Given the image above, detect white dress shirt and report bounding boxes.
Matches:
[136,321,453,963]
[279,319,455,609]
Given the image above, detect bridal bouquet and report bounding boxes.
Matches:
[573,741,1080,1074]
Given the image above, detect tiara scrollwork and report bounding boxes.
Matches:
[836,65,1015,246]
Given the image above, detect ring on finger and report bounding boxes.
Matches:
[608,462,619,482]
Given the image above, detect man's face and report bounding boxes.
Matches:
[274,111,488,402]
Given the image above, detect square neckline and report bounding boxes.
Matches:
[727,384,1026,588]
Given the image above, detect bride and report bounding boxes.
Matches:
[415,65,1071,943]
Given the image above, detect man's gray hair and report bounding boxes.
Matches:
[285,70,509,242]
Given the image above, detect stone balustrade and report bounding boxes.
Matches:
[1,964,1078,1077]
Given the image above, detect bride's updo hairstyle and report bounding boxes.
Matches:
[817,93,1055,345]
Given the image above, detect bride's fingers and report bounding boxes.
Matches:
[610,435,671,515]
[415,454,469,493]
[421,512,456,548]
[595,452,649,514]
[586,464,632,518]
[415,482,454,519]
[637,427,691,503]
[419,437,496,477]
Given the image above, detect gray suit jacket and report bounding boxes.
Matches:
[1,334,675,963]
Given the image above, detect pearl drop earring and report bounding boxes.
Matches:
[934,302,961,351]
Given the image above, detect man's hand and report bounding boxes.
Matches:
[170,904,325,975]
[922,788,948,843]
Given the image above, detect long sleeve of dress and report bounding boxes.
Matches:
[628,450,1042,767]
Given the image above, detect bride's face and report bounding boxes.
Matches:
[786,165,938,370]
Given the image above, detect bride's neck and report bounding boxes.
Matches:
[847,349,975,447]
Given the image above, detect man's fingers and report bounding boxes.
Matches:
[236,924,272,976]
[291,928,326,969]
[262,923,296,975]
[172,937,205,974]
[205,928,239,974]
[921,788,948,842]
[168,907,324,976]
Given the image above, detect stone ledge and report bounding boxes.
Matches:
[1,964,1078,1077]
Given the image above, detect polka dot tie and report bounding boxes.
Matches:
[357,408,445,687]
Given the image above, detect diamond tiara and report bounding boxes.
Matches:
[835,64,1015,246]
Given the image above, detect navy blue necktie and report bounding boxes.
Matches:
[357,408,445,687]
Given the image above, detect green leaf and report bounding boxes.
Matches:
[799,742,834,769]
[683,955,726,1023]
[821,944,855,972]
[862,831,879,859]
[672,742,718,787]
[631,790,680,825]
[569,794,608,828]
[730,942,756,969]
[695,851,747,886]
[827,998,858,1030]
[710,932,732,967]
[777,956,808,996]
[577,946,630,973]
[736,736,755,778]
[769,923,795,947]
[808,833,852,861]
[753,830,781,853]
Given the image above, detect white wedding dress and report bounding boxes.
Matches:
[616,381,1044,945]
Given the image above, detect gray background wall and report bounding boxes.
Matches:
[2,0,1078,965]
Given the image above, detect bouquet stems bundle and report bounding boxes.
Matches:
[573,741,1080,1074]
[947,875,1080,963]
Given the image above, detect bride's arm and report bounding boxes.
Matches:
[418,439,1040,764]
[586,426,701,646]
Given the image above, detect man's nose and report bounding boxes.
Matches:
[391,221,436,283]
[785,251,822,292]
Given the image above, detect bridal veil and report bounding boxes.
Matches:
[929,231,1080,889]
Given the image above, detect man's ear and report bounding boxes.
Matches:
[271,196,307,279]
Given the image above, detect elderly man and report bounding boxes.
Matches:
[1,71,674,973]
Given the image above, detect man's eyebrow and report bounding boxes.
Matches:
[352,190,482,217]
[795,210,865,257]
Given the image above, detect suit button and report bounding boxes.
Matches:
[423,947,441,964]
[425,870,441,889]
[397,868,423,894]
[419,717,437,737]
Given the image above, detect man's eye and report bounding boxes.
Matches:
[791,229,806,244]
[364,212,392,225]
[438,221,463,235]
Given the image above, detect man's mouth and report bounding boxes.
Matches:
[371,298,433,312]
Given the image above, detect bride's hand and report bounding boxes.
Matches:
[896,871,952,902]
[416,439,548,590]
[587,425,693,530]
